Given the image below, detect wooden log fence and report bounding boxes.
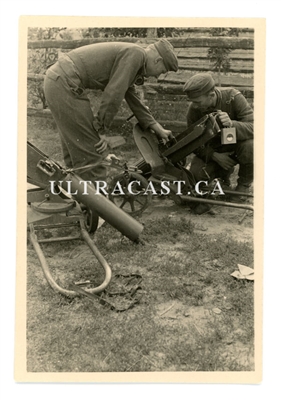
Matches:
[27,36,254,50]
[27,34,254,129]
[27,36,255,81]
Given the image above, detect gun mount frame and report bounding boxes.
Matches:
[27,141,144,297]
[108,114,253,216]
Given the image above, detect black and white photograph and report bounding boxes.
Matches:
[14,15,265,384]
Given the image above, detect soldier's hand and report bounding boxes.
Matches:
[95,134,108,153]
[217,111,233,127]
[157,128,175,144]
[212,152,237,170]
[149,122,175,144]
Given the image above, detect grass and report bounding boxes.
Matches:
[26,116,255,373]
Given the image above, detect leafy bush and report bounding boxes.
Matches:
[209,28,240,37]
[28,48,60,109]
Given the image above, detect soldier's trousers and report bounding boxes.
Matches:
[43,55,107,181]
[189,139,254,187]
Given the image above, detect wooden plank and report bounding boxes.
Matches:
[170,37,254,49]
[27,71,253,94]
[26,108,187,132]
[27,108,131,130]
[179,59,253,72]
[158,70,253,87]
[27,73,254,95]
[27,37,154,49]
[28,56,254,83]
[28,73,45,82]
[176,48,254,60]
[27,108,52,118]
[144,83,254,97]
[28,36,254,50]
[28,43,254,61]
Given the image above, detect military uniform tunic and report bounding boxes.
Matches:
[44,42,157,180]
[186,88,254,186]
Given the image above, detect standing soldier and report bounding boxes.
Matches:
[44,39,178,181]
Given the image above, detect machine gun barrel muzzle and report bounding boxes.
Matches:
[61,173,144,242]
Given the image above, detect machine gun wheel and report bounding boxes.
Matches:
[81,206,99,233]
[108,171,151,216]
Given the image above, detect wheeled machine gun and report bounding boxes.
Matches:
[27,141,143,298]
[27,112,253,298]
[108,112,254,216]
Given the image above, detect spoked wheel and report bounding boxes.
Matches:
[108,172,151,216]
[52,185,99,233]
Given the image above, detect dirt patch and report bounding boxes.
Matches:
[141,196,253,243]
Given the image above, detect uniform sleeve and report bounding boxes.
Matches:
[186,105,215,161]
[186,93,254,162]
[97,47,147,130]
[125,86,156,129]
[231,93,253,141]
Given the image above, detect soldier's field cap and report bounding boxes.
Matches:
[154,39,178,72]
[183,73,216,99]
